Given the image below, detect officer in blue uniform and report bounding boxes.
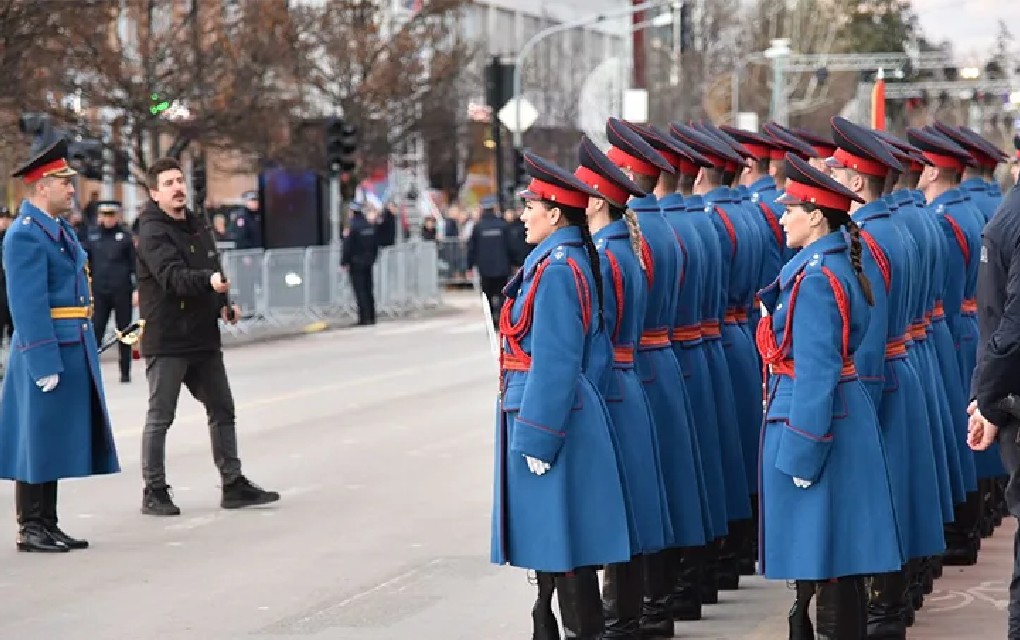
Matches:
[672,122,766,579]
[632,122,750,609]
[467,195,514,328]
[0,140,120,553]
[757,153,904,639]
[493,150,630,640]
[82,200,137,383]
[341,202,378,325]
[942,124,1009,220]
[790,127,840,174]
[827,117,946,637]
[574,136,673,638]
[908,126,984,567]
[1012,135,1020,186]
[605,117,710,638]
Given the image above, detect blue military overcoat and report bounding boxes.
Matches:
[662,193,748,532]
[630,194,710,548]
[756,231,903,580]
[703,187,765,495]
[594,220,673,555]
[0,201,120,483]
[854,201,946,560]
[491,225,631,572]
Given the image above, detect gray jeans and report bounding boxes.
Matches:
[141,353,242,489]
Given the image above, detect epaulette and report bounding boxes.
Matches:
[21,216,31,226]
[804,250,827,273]
[595,237,607,250]
[551,245,567,262]
[750,192,760,202]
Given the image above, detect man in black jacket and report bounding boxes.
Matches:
[135,157,279,516]
[83,201,136,383]
[969,178,1020,638]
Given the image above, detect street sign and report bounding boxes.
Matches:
[498,97,538,134]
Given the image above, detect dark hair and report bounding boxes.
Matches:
[541,199,604,330]
[882,170,901,196]
[701,166,725,188]
[658,172,679,193]
[147,157,183,190]
[754,159,771,175]
[631,173,658,193]
[806,204,875,306]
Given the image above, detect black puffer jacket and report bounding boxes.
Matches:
[135,200,227,357]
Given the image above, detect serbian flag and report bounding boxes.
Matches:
[871,71,886,131]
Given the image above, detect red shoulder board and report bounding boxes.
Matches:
[669,227,688,290]
[758,201,784,249]
[565,258,592,333]
[603,250,625,344]
[820,267,852,359]
[860,230,891,293]
[639,238,654,288]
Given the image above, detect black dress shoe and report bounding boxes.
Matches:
[45,526,88,550]
[221,476,280,509]
[17,524,69,553]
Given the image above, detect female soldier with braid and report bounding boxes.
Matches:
[574,136,673,638]
[492,151,631,640]
[756,154,903,639]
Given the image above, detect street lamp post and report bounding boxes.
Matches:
[511,0,671,149]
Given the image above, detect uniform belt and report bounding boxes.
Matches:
[961,298,978,315]
[885,337,908,359]
[932,300,945,320]
[908,323,927,341]
[639,328,672,349]
[50,306,91,320]
[701,320,722,339]
[672,325,703,342]
[501,352,531,372]
[724,307,746,324]
[613,345,635,365]
[770,358,857,379]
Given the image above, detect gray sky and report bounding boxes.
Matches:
[913,0,1020,60]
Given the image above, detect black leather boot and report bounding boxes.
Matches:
[816,577,867,640]
[944,495,980,566]
[906,558,924,613]
[673,546,704,621]
[532,572,560,640]
[556,568,604,639]
[639,551,675,638]
[716,535,740,590]
[700,543,719,604]
[16,482,68,553]
[603,560,642,639]
[789,580,816,640]
[866,570,908,639]
[40,481,88,550]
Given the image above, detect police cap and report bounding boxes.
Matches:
[721,125,787,162]
[574,135,647,207]
[626,122,711,177]
[790,127,838,158]
[605,117,674,178]
[906,126,977,171]
[776,153,864,213]
[669,122,744,170]
[518,151,600,209]
[762,122,821,160]
[695,121,754,164]
[11,139,77,184]
[826,116,904,177]
[941,123,1008,169]
[97,200,122,215]
[480,195,499,210]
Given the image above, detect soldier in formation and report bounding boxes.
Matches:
[490,115,1012,640]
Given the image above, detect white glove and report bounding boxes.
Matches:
[793,477,813,489]
[36,375,59,393]
[524,455,552,476]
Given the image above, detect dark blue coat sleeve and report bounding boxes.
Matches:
[976,245,1020,426]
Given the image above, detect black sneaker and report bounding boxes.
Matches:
[221,476,280,510]
[142,485,181,516]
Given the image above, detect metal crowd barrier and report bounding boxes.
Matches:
[436,238,473,286]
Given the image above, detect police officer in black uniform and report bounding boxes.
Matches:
[230,191,263,249]
[342,202,378,325]
[83,200,136,383]
[468,195,513,327]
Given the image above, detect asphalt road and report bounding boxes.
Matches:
[0,292,1011,639]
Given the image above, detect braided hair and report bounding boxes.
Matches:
[543,200,605,330]
[807,205,875,307]
[611,203,648,273]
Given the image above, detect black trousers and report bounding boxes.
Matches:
[997,424,1020,638]
[93,289,133,377]
[0,300,12,342]
[350,265,376,325]
[481,275,509,327]
[141,353,242,489]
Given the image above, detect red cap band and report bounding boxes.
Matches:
[782,179,851,212]
[607,146,659,178]
[769,148,787,161]
[813,144,837,158]
[923,151,966,171]
[833,148,889,177]
[742,143,773,161]
[574,166,629,206]
[521,178,590,209]
[909,161,924,172]
[725,161,739,173]
[23,158,71,185]
[654,149,700,177]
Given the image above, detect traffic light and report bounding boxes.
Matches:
[339,123,358,173]
[513,148,526,188]
[150,92,171,116]
[192,157,207,205]
[325,117,345,174]
[67,139,103,181]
